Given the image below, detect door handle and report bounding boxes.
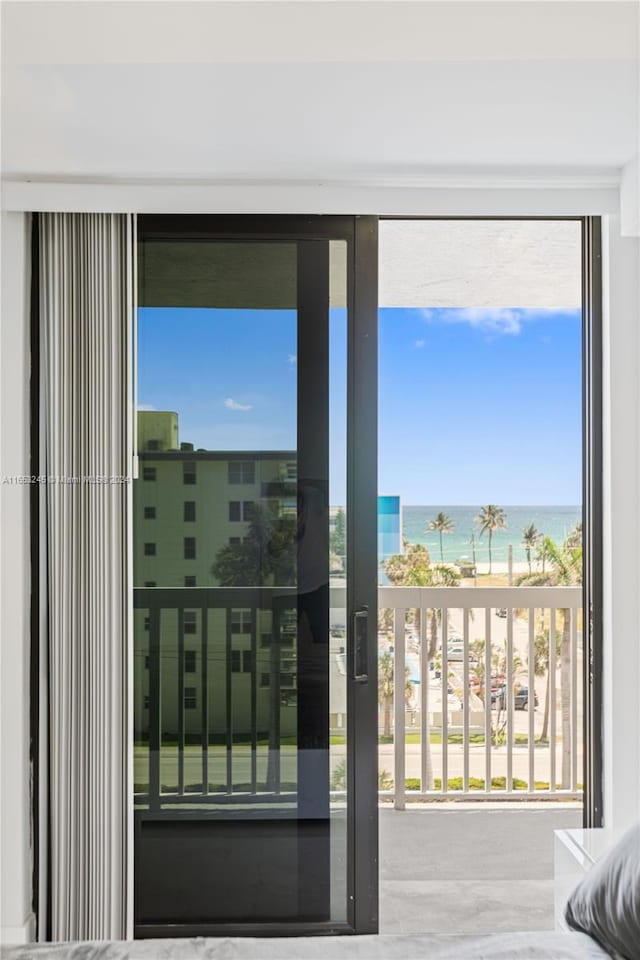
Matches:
[354,606,369,683]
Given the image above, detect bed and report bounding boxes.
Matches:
[0,932,613,960]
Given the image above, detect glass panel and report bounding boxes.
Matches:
[377,218,583,932]
[133,237,348,927]
[329,240,348,921]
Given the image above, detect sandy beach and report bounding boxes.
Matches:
[473,560,530,576]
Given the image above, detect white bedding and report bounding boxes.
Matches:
[1,933,611,960]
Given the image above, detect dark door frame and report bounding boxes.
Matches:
[581,217,603,828]
[133,214,380,937]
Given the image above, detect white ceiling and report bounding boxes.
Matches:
[380,219,582,308]
[1,1,638,182]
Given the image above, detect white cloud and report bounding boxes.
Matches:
[137,404,156,411]
[224,398,253,412]
[414,338,426,349]
[287,354,297,366]
[421,307,523,336]
[420,306,579,338]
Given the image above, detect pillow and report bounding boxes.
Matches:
[565,823,640,959]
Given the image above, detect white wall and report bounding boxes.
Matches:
[0,212,34,943]
[602,215,640,831]
[2,3,637,182]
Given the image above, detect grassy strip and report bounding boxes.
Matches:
[379,732,533,746]
[136,732,543,749]
[405,776,583,792]
[134,776,583,793]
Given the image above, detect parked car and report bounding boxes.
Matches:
[492,684,538,710]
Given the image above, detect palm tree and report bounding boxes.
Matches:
[565,522,582,551]
[531,626,562,743]
[378,652,412,739]
[536,535,552,574]
[476,505,507,575]
[210,504,297,788]
[211,503,296,586]
[384,542,431,585]
[384,554,460,667]
[427,511,454,563]
[384,547,460,787]
[521,523,539,575]
[517,536,582,788]
[423,564,461,656]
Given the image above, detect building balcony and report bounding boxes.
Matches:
[134,584,582,808]
[377,585,583,806]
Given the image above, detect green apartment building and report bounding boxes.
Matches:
[133,412,346,792]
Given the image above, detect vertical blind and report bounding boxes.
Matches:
[39,213,132,941]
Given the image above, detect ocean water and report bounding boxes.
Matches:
[401,505,581,565]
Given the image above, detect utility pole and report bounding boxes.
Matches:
[471,531,477,586]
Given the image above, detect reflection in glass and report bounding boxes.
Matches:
[133,238,349,926]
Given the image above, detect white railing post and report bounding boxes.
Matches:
[549,613,557,793]
[394,607,406,810]
[441,610,448,794]
[462,609,470,792]
[528,608,535,792]
[506,606,514,792]
[420,607,430,792]
[485,607,492,793]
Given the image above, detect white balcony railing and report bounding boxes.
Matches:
[378,586,583,806]
[134,585,583,809]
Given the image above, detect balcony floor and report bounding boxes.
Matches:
[379,804,582,934]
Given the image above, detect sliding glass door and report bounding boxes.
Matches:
[132,217,378,936]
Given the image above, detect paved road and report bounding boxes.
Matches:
[377,740,583,788]
[135,732,582,795]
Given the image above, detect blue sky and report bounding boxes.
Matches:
[138,305,581,505]
[138,307,299,450]
[379,306,582,504]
